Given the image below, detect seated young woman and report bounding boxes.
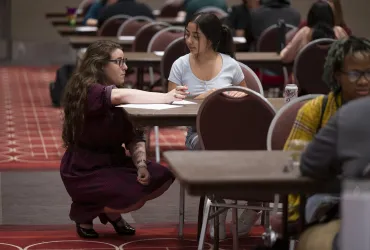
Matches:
[287,0,351,42]
[60,40,189,239]
[280,0,348,63]
[167,12,262,239]
[280,36,370,232]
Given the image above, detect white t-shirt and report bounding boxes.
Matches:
[168,53,244,97]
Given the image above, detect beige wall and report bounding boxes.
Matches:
[7,0,370,64]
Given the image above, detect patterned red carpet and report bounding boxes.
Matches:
[0,67,186,170]
[0,224,263,250]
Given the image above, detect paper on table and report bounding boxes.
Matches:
[75,26,98,32]
[118,36,135,41]
[117,104,182,110]
[172,100,197,105]
[233,37,246,43]
[154,51,164,56]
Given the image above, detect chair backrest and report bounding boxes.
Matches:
[293,38,335,95]
[238,62,264,95]
[256,24,296,53]
[197,86,276,150]
[132,22,171,52]
[160,37,189,89]
[266,94,322,150]
[117,16,154,37]
[256,23,296,75]
[158,0,184,17]
[195,6,229,19]
[147,26,185,52]
[97,14,131,36]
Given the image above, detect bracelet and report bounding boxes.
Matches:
[136,159,146,165]
[136,159,147,169]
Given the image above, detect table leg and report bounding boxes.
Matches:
[299,194,307,233]
[214,207,219,250]
[137,67,144,90]
[154,126,160,163]
[232,207,239,250]
[178,185,185,238]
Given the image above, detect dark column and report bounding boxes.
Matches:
[0,0,12,61]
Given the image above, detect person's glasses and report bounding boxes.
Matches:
[108,58,127,67]
[341,70,370,83]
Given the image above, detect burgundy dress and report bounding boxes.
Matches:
[60,84,175,224]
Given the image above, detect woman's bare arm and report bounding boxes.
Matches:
[111,87,188,105]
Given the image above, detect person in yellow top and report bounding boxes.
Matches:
[284,36,370,224]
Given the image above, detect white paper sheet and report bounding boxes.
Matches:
[152,9,160,16]
[172,100,197,105]
[154,51,164,56]
[118,36,136,41]
[117,104,182,110]
[75,26,98,32]
[233,37,247,43]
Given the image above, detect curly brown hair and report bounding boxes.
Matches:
[62,40,122,148]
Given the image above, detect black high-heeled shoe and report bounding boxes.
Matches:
[76,224,99,238]
[108,217,136,235]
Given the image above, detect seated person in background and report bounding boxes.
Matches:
[228,0,252,37]
[184,0,229,23]
[287,0,351,43]
[297,96,370,250]
[83,0,117,26]
[167,12,262,240]
[228,0,253,50]
[60,40,188,239]
[97,0,155,28]
[280,36,370,233]
[250,0,300,42]
[280,0,348,63]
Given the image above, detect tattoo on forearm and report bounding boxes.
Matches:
[130,142,146,168]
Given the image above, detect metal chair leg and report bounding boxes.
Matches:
[178,185,185,238]
[231,207,239,250]
[198,198,211,250]
[289,239,296,250]
[197,196,205,241]
[214,207,219,250]
[154,126,160,163]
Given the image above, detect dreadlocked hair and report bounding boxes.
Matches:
[323,36,370,94]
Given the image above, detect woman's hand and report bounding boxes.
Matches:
[223,91,247,98]
[166,85,189,103]
[194,89,217,100]
[137,167,150,186]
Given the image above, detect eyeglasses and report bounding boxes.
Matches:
[341,70,370,83]
[108,58,127,67]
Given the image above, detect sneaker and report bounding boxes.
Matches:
[236,210,262,236]
[209,207,228,240]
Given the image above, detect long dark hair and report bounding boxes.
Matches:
[62,40,122,148]
[307,1,335,27]
[307,1,335,41]
[186,12,235,58]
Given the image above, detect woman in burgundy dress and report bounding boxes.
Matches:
[60,40,188,238]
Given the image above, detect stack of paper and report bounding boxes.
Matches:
[116,100,196,110]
